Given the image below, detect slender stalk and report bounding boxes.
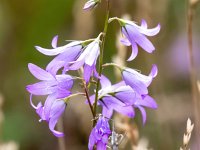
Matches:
[83,83,95,118]
[187,0,200,148]
[93,0,110,126]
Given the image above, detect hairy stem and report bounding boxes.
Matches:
[93,0,110,126]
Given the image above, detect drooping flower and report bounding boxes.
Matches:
[87,75,136,118]
[83,0,101,11]
[69,34,101,82]
[88,115,111,150]
[35,36,83,75]
[30,95,66,137]
[26,63,72,124]
[122,64,158,95]
[109,17,160,61]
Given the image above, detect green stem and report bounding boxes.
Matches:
[93,0,110,127]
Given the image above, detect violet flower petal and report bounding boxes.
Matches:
[135,95,157,109]
[97,142,106,150]
[84,64,93,83]
[35,41,81,56]
[85,41,100,66]
[44,94,57,120]
[28,63,54,80]
[125,24,155,53]
[137,106,146,125]
[128,41,138,61]
[26,81,57,95]
[120,37,131,46]
[51,35,58,48]
[46,45,82,75]
[122,70,148,95]
[48,100,66,137]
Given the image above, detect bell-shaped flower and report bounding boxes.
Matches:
[122,64,158,95]
[109,17,160,61]
[69,34,101,82]
[87,75,136,118]
[88,116,111,150]
[83,0,101,11]
[30,95,66,137]
[133,94,157,124]
[26,63,72,121]
[35,36,83,75]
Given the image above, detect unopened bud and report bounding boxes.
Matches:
[83,0,101,11]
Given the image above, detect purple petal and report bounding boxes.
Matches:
[26,81,57,95]
[69,59,85,70]
[135,95,157,109]
[83,0,96,11]
[115,90,136,105]
[149,64,158,78]
[102,134,109,144]
[49,100,66,118]
[85,41,100,66]
[36,103,46,121]
[28,63,54,80]
[88,129,96,150]
[127,41,138,61]
[56,89,71,99]
[44,94,57,120]
[35,41,81,56]
[141,19,147,28]
[125,24,155,53]
[114,105,135,118]
[51,35,58,48]
[111,81,126,90]
[102,107,113,118]
[29,94,37,109]
[139,23,161,36]
[120,37,131,46]
[46,45,82,75]
[84,64,93,83]
[101,96,135,118]
[122,70,148,95]
[137,106,147,124]
[100,75,111,89]
[49,116,64,137]
[56,74,73,90]
[97,141,106,150]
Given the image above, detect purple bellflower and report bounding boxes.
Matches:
[69,34,101,82]
[122,64,158,95]
[30,96,66,137]
[87,74,157,123]
[109,17,160,61]
[88,116,111,150]
[26,63,73,136]
[83,0,101,11]
[35,36,83,75]
[88,75,136,119]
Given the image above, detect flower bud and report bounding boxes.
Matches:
[83,0,101,11]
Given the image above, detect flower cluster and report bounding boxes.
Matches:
[26,0,160,149]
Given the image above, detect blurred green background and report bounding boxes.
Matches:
[0,0,200,149]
